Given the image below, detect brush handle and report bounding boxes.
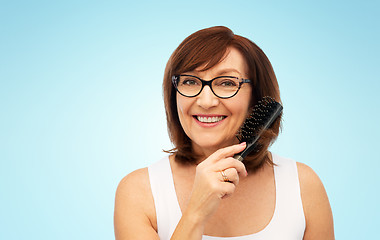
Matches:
[233,136,260,161]
[234,104,283,162]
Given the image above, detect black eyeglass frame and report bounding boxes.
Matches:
[172,74,251,99]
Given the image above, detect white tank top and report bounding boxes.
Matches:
[148,153,305,240]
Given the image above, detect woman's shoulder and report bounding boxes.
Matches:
[117,167,150,191]
[295,161,335,239]
[296,162,322,186]
[116,167,154,210]
[273,154,328,202]
[114,167,158,234]
[296,162,327,199]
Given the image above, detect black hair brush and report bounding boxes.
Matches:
[234,96,283,162]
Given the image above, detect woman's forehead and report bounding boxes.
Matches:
[191,48,248,77]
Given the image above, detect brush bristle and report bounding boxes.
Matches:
[237,96,282,143]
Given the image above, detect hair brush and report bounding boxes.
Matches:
[234,96,283,162]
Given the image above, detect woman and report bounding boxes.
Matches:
[114,26,334,240]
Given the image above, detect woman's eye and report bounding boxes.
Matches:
[219,80,237,87]
[182,79,198,86]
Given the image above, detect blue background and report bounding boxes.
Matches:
[1,0,379,239]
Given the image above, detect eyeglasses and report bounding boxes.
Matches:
[172,74,251,99]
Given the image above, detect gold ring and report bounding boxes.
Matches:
[220,170,230,182]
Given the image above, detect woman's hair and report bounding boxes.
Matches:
[163,26,282,172]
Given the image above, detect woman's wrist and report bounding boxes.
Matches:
[182,207,206,230]
[171,209,205,240]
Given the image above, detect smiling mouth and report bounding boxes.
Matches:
[194,115,227,123]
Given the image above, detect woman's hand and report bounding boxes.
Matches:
[183,142,248,225]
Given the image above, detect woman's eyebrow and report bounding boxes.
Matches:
[185,68,242,76]
[215,68,242,75]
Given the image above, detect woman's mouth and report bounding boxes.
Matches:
[196,116,225,123]
[193,115,227,126]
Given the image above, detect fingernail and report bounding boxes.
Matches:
[240,142,246,146]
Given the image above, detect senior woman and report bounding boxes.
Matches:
[114,26,334,240]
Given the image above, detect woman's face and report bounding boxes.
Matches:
[176,47,252,155]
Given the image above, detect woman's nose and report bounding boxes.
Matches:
[196,86,219,109]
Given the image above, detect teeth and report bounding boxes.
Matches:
[197,116,225,123]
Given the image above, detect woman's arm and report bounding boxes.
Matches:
[297,162,335,240]
[114,168,159,240]
[171,143,248,240]
[114,143,247,240]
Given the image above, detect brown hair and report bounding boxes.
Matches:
[163,26,282,172]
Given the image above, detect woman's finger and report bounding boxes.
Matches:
[210,142,246,163]
[218,168,239,185]
[215,157,247,178]
[219,181,236,199]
